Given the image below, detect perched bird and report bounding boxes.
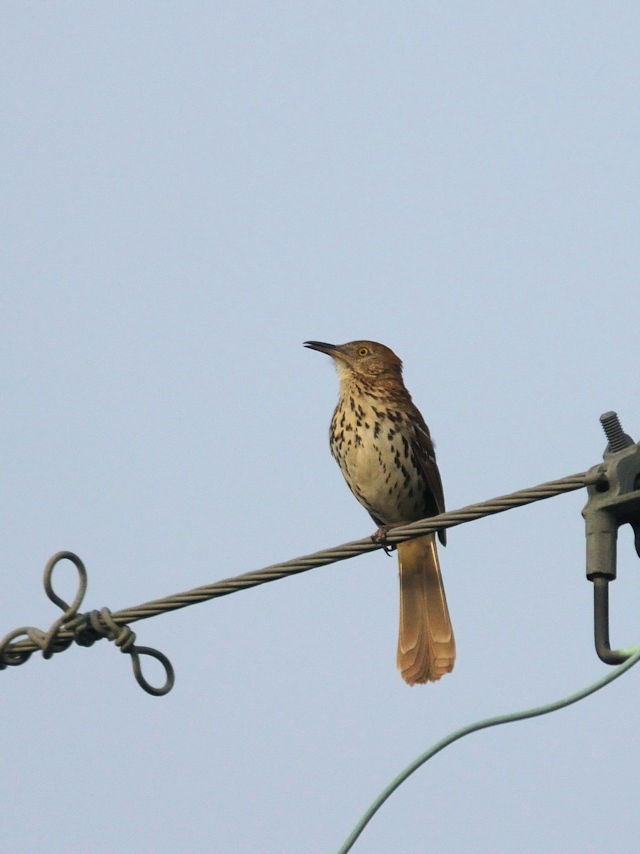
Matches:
[304,340,454,684]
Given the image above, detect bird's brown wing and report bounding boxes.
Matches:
[407,403,447,546]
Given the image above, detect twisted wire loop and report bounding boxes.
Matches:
[0,551,174,696]
[0,470,591,679]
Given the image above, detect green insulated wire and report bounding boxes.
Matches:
[338,645,640,853]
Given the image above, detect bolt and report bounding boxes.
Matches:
[600,411,634,453]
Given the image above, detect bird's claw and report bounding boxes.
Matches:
[371,525,396,556]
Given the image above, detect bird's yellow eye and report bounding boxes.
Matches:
[358,347,369,357]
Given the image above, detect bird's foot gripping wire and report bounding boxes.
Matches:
[371,524,398,556]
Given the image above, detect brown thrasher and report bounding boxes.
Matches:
[304,340,455,684]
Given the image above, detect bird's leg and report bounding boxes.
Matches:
[371,524,397,556]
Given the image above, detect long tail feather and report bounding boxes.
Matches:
[397,534,455,684]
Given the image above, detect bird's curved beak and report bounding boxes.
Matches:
[303,341,340,356]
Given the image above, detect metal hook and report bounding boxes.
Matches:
[582,412,640,665]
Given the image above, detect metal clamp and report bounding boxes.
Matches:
[582,412,640,664]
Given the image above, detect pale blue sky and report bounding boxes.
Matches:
[2,4,640,852]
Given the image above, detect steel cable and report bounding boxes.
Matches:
[1,470,590,663]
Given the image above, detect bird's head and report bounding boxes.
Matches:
[304,340,403,386]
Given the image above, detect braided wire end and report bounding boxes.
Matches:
[89,608,175,696]
[0,552,175,696]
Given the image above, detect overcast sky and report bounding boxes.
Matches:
[2,4,640,853]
